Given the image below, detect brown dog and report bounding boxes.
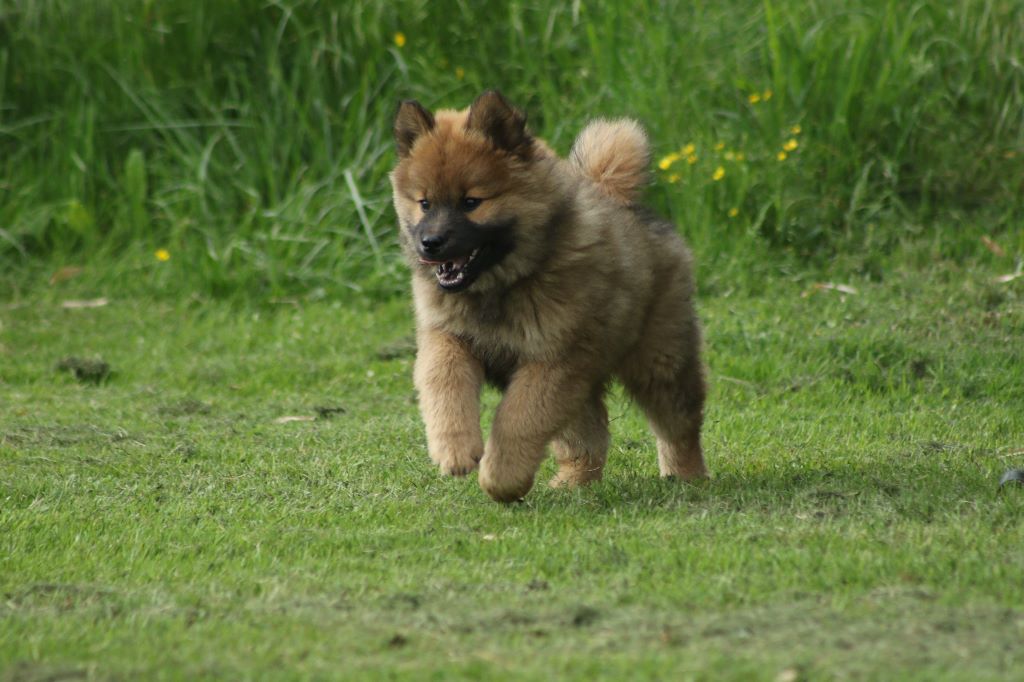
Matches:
[390,90,706,502]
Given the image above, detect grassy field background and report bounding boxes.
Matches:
[2,0,1024,679]
[4,261,1023,679]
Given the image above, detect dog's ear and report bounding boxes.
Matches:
[467,90,532,157]
[394,100,435,158]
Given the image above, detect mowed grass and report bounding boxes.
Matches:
[3,251,1024,679]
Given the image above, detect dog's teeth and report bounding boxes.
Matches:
[432,250,480,288]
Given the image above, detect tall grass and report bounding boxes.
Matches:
[0,0,1021,297]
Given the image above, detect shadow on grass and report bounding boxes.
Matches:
[517,456,1014,520]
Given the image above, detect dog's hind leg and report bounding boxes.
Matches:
[619,300,708,481]
[623,366,706,480]
[633,374,707,480]
[549,387,609,488]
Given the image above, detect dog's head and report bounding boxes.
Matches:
[389,91,560,293]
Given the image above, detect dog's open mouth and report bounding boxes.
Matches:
[423,247,482,290]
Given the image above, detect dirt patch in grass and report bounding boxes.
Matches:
[2,583,122,618]
[374,337,416,361]
[0,424,132,448]
[156,398,213,417]
[55,356,110,384]
[381,592,1024,678]
[1,661,89,682]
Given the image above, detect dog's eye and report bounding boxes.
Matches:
[418,199,431,211]
[461,197,482,211]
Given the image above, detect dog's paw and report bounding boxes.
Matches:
[660,465,711,485]
[429,433,483,477]
[478,453,535,503]
[479,476,532,503]
[548,462,603,489]
[441,456,480,477]
[658,461,709,482]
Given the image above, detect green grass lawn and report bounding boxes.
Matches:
[3,253,1023,679]
[3,0,1024,678]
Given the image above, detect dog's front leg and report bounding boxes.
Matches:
[479,360,593,502]
[414,328,485,476]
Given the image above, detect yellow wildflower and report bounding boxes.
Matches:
[658,152,681,170]
[748,93,761,104]
[783,138,799,152]
[455,66,465,80]
[728,207,740,218]
[394,32,406,48]
[687,154,698,165]
[736,152,745,161]
[790,124,802,135]
[777,151,788,161]
[763,89,773,100]
[724,151,735,161]
[714,142,725,151]
[681,143,696,156]
[668,173,681,184]
[712,166,725,181]
[155,248,170,262]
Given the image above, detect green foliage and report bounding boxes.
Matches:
[121,148,149,236]
[0,0,1021,296]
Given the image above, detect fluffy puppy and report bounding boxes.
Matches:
[390,90,706,502]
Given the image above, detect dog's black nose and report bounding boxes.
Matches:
[420,233,447,253]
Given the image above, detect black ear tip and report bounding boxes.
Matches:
[469,90,525,125]
[395,100,435,126]
[465,90,531,156]
[474,89,508,106]
[396,99,424,116]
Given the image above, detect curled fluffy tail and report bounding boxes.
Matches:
[570,118,650,205]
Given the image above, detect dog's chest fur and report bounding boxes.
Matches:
[414,270,585,363]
